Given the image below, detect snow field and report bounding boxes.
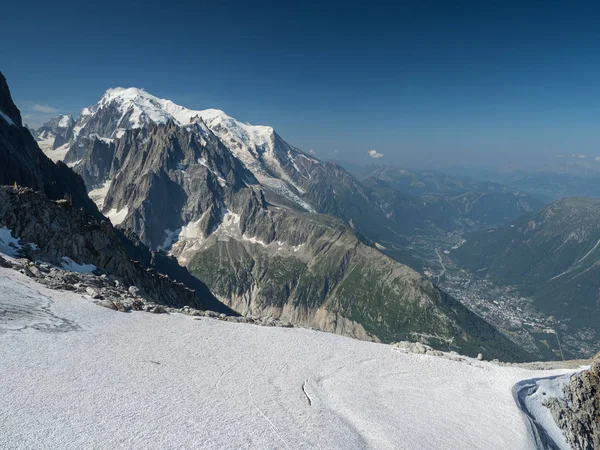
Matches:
[0,268,574,449]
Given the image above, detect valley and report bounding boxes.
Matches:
[411,228,595,361]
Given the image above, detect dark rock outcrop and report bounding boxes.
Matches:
[0,186,227,310]
[547,362,600,450]
[0,72,99,217]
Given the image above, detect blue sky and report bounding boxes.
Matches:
[2,0,600,168]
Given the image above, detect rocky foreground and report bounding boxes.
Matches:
[0,254,293,328]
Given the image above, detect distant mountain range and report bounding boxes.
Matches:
[18,84,534,360]
[353,164,545,234]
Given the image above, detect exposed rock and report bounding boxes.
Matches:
[0,186,222,310]
[0,73,100,218]
[392,341,444,357]
[150,305,166,314]
[86,287,101,299]
[128,286,140,297]
[96,300,117,311]
[0,255,12,268]
[546,362,600,450]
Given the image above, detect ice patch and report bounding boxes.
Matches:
[0,227,22,257]
[0,110,15,126]
[258,176,314,212]
[106,206,129,225]
[88,180,112,209]
[521,375,573,450]
[60,256,97,274]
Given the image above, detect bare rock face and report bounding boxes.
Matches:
[0,72,100,218]
[547,362,600,450]
[0,186,227,311]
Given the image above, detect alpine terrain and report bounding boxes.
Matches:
[0,72,230,314]
[454,198,600,358]
[22,85,533,360]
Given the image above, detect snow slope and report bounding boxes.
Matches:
[0,267,574,450]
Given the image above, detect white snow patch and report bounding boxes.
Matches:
[179,218,207,240]
[0,110,15,126]
[60,256,97,274]
[67,159,82,168]
[0,227,22,257]
[258,175,314,212]
[88,180,112,209]
[57,115,71,128]
[106,206,129,225]
[36,137,55,155]
[242,235,269,247]
[522,375,574,450]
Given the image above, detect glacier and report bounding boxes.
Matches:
[0,267,577,449]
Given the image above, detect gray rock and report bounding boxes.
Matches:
[128,286,140,296]
[150,305,166,314]
[546,362,600,450]
[96,300,117,311]
[86,287,101,299]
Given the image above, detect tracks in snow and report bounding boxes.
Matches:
[302,380,312,406]
[247,386,293,450]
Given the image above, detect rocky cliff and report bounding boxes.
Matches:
[0,72,231,314]
[0,72,99,217]
[0,186,227,310]
[547,362,600,450]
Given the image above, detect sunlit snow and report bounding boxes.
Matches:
[106,206,129,225]
[0,267,577,449]
[60,256,97,274]
[0,227,22,256]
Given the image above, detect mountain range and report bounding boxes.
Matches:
[0,72,230,314]
[354,164,544,234]
[15,83,533,360]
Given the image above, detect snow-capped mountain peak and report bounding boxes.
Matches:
[57,114,73,128]
[66,87,316,210]
[95,87,275,154]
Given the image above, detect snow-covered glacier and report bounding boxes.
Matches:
[0,267,577,449]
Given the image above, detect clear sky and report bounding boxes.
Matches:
[2,0,600,168]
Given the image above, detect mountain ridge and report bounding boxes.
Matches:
[34,84,534,360]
